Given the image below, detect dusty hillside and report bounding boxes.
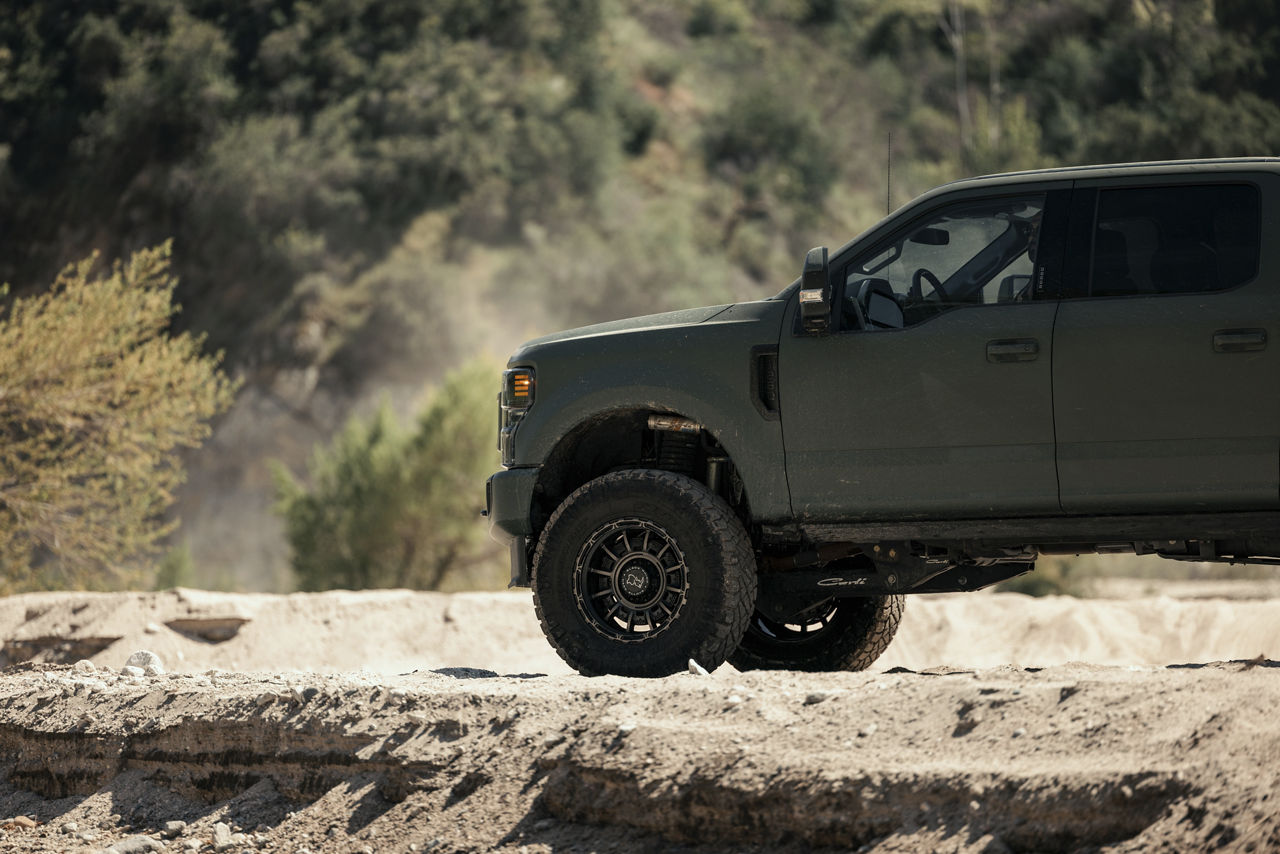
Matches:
[0,589,1275,853]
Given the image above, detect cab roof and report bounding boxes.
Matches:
[812,157,1280,283]
[946,156,1280,191]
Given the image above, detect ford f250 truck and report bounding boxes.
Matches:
[486,158,1280,677]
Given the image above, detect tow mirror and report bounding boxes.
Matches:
[798,246,830,335]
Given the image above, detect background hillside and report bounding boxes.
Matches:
[3,0,1279,590]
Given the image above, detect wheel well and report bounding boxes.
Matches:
[531,409,750,538]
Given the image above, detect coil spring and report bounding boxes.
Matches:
[656,431,698,475]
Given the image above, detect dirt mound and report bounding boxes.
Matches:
[0,661,1276,853]
[3,588,1278,675]
[0,589,1275,852]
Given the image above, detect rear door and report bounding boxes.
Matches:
[1053,175,1280,511]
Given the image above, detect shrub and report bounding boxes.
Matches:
[0,243,237,591]
[687,0,751,37]
[274,358,502,591]
[154,542,196,590]
[994,559,1080,597]
[702,77,836,208]
[616,89,661,156]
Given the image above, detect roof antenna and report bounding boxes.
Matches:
[886,130,892,216]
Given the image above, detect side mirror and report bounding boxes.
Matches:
[798,246,830,335]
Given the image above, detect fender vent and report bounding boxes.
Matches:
[751,346,780,418]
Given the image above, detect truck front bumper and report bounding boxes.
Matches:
[485,467,539,587]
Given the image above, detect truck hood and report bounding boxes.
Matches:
[510,304,734,361]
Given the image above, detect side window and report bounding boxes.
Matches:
[841,194,1045,330]
[1090,184,1259,297]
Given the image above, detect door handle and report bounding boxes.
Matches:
[986,338,1039,363]
[1213,328,1267,353]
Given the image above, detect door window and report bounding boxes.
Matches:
[841,194,1046,330]
[1087,184,1259,297]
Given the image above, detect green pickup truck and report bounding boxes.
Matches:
[486,158,1280,677]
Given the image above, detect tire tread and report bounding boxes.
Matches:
[532,469,757,677]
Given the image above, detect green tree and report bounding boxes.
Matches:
[274,358,502,591]
[0,243,237,591]
[1012,0,1280,162]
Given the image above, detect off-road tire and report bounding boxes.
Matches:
[729,595,904,672]
[532,469,757,677]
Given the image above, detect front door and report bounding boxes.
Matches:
[779,189,1069,521]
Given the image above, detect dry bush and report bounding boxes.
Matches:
[274,358,503,592]
[0,243,237,591]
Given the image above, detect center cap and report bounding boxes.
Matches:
[620,565,649,597]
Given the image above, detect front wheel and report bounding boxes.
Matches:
[532,469,757,677]
[729,595,904,672]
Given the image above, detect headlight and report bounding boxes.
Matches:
[499,367,534,465]
[502,368,535,408]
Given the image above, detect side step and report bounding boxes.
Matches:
[758,557,1033,599]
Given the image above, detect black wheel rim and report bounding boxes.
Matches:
[749,601,840,643]
[573,518,688,643]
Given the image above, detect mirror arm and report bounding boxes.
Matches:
[799,246,831,335]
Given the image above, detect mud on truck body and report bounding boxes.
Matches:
[486,158,1280,677]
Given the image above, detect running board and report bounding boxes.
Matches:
[800,510,1280,547]
[758,558,1033,600]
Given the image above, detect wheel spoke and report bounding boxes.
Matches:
[752,602,843,643]
[574,517,689,644]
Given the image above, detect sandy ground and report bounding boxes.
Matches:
[0,587,1276,852]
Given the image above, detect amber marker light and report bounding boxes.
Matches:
[503,368,535,408]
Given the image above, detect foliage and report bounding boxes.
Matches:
[688,0,752,37]
[8,0,1280,384]
[0,0,637,382]
[0,244,237,591]
[274,359,502,591]
[994,557,1081,597]
[702,76,836,209]
[6,0,1280,589]
[1007,0,1280,163]
[154,542,196,590]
